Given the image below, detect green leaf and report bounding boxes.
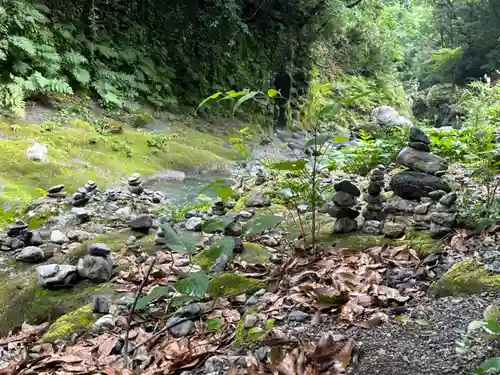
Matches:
[244,215,283,236]
[233,91,260,114]
[239,127,249,133]
[209,236,235,258]
[333,136,350,143]
[248,327,264,335]
[9,36,36,56]
[196,92,222,113]
[205,318,222,331]
[475,357,500,374]
[265,319,275,330]
[484,304,500,322]
[414,319,429,326]
[198,179,227,195]
[215,186,233,200]
[342,91,372,105]
[175,271,209,299]
[267,88,279,97]
[135,285,170,310]
[202,216,234,233]
[468,320,486,331]
[269,160,306,171]
[160,222,197,254]
[318,103,341,119]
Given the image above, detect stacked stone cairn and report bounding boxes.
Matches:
[154,215,171,245]
[255,167,267,186]
[71,187,90,207]
[331,180,361,233]
[77,242,117,283]
[362,166,387,234]
[46,184,66,199]
[211,197,226,216]
[128,173,144,195]
[430,191,458,236]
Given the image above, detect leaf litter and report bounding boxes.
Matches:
[0,240,434,375]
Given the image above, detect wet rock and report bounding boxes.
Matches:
[381,221,406,237]
[7,220,28,237]
[332,191,356,207]
[128,214,153,233]
[334,180,361,197]
[87,243,111,257]
[36,264,77,289]
[409,126,430,144]
[16,246,45,263]
[92,295,111,314]
[5,237,25,250]
[390,171,451,200]
[77,254,114,283]
[409,141,430,152]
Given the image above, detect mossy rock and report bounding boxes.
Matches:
[208,273,263,297]
[430,259,500,297]
[0,276,114,336]
[42,304,97,342]
[192,245,225,269]
[130,109,154,127]
[238,242,271,264]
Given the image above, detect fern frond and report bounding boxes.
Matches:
[9,36,36,56]
[63,50,87,66]
[95,44,119,59]
[71,67,91,84]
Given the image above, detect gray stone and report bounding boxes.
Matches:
[178,303,201,318]
[16,246,45,263]
[245,192,271,207]
[368,184,383,195]
[36,264,77,289]
[363,194,386,204]
[224,221,243,236]
[390,171,451,200]
[50,230,68,244]
[328,207,360,219]
[381,221,406,237]
[362,209,386,221]
[87,243,111,257]
[29,231,44,246]
[128,214,153,233]
[185,217,204,231]
[415,203,432,215]
[92,295,111,314]
[439,192,458,207]
[334,180,361,197]
[244,315,258,328]
[436,203,457,213]
[430,212,457,227]
[362,220,382,234]
[6,237,25,250]
[77,254,114,283]
[289,310,309,322]
[334,218,358,233]
[409,141,430,152]
[47,184,65,193]
[92,314,116,331]
[332,191,356,207]
[371,106,399,126]
[255,346,270,362]
[383,196,419,214]
[166,316,194,337]
[238,210,254,219]
[409,127,430,144]
[396,147,448,175]
[7,220,28,237]
[430,222,452,236]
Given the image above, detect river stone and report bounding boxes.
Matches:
[29,231,44,246]
[289,310,309,322]
[389,171,451,200]
[77,254,114,283]
[166,316,194,337]
[409,141,430,152]
[334,180,361,197]
[409,127,430,144]
[87,243,111,257]
[93,314,116,332]
[334,218,358,233]
[185,217,203,231]
[332,191,356,207]
[245,192,271,207]
[368,184,383,195]
[430,212,457,227]
[362,220,382,234]
[6,237,25,250]
[36,264,77,289]
[439,192,458,207]
[396,147,448,175]
[414,202,431,215]
[50,230,68,244]
[47,184,65,194]
[7,220,28,237]
[327,206,360,219]
[128,214,153,233]
[381,221,406,237]
[225,221,243,236]
[16,246,45,263]
[92,295,111,314]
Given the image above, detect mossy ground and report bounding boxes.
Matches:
[0,113,240,219]
[208,273,263,297]
[0,276,114,336]
[430,259,500,297]
[42,304,97,342]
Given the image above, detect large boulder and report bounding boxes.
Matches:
[390,171,451,200]
[395,147,448,175]
[371,106,411,127]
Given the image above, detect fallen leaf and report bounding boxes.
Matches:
[98,336,118,357]
[337,338,355,369]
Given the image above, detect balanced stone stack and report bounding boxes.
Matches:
[85,180,98,194]
[255,167,267,186]
[331,180,360,233]
[154,215,171,245]
[430,191,458,236]
[128,173,144,195]
[362,166,387,234]
[77,243,117,283]
[211,197,226,216]
[46,184,66,199]
[390,127,450,201]
[71,187,90,207]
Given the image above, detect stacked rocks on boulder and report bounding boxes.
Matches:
[128,173,144,195]
[362,166,387,234]
[255,168,267,186]
[36,264,78,289]
[85,180,98,194]
[330,180,360,233]
[46,184,66,199]
[430,192,458,236]
[71,187,90,207]
[77,242,117,283]
[211,197,226,216]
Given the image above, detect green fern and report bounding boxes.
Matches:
[9,36,36,56]
[71,68,91,85]
[63,50,87,66]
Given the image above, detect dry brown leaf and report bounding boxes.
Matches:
[98,336,118,357]
[337,338,355,370]
[311,310,322,326]
[353,314,383,329]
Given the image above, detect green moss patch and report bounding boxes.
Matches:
[208,273,263,297]
[238,242,271,263]
[430,259,500,297]
[0,276,113,336]
[42,304,97,342]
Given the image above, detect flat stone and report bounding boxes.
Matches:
[409,141,430,152]
[77,254,114,283]
[363,194,385,204]
[362,220,382,234]
[381,221,406,237]
[87,243,111,257]
[430,212,457,227]
[16,246,45,263]
[47,192,67,198]
[245,192,271,207]
[185,217,204,231]
[244,315,258,328]
[396,147,447,175]
[166,316,194,337]
[439,192,458,207]
[328,207,360,219]
[332,191,356,207]
[50,230,68,244]
[128,214,153,233]
[334,180,361,197]
[36,264,77,289]
[93,314,116,332]
[368,184,383,196]
[7,220,28,236]
[362,209,386,221]
[390,171,451,200]
[415,202,432,215]
[334,217,358,233]
[289,310,309,322]
[47,184,65,193]
[128,185,144,194]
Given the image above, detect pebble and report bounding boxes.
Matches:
[87,243,111,257]
[15,246,45,263]
[47,184,65,193]
[92,295,111,314]
[244,315,258,328]
[92,314,116,331]
[289,310,309,322]
[50,230,68,244]
[166,316,194,337]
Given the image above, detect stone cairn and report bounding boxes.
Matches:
[430,191,458,236]
[211,197,226,216]
[362,166,387,234]
[69,180,99,207]
[46,184,66,199]
[71,187,90,207]
[255,167,267,186]
[128,173,144,195]
[331,180,361,233]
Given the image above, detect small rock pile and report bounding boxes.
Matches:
[211,197,226,216]
[362,166,387,234]
[77,243,117,283]
[2,219,44,251]
[46,184,66,199]
[255,167,267,186]
[331,180,360,233]
[71,187,90,207]
[430,191,458,236]
[154,215,172,245]
[390,127,450,201]
[128,173,144,195]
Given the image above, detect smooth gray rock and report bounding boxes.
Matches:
[185,217,204,231]
[334,180,361,197]
[166,316,194,337]
[16,246,45,263]
[77,254,114,283]
[381,221,406,237]
[332,191,356,207]
[409,127,430,144]
[87,242,111,257]
[36,264,77,289]
[289,310,309,322]
[128,214,153,233]
[439,192,458,207]
[50,230,68,244]
[396,147,448,175]
[92,314,116,331]
[334,217,358,233]
[390,171,451,200]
